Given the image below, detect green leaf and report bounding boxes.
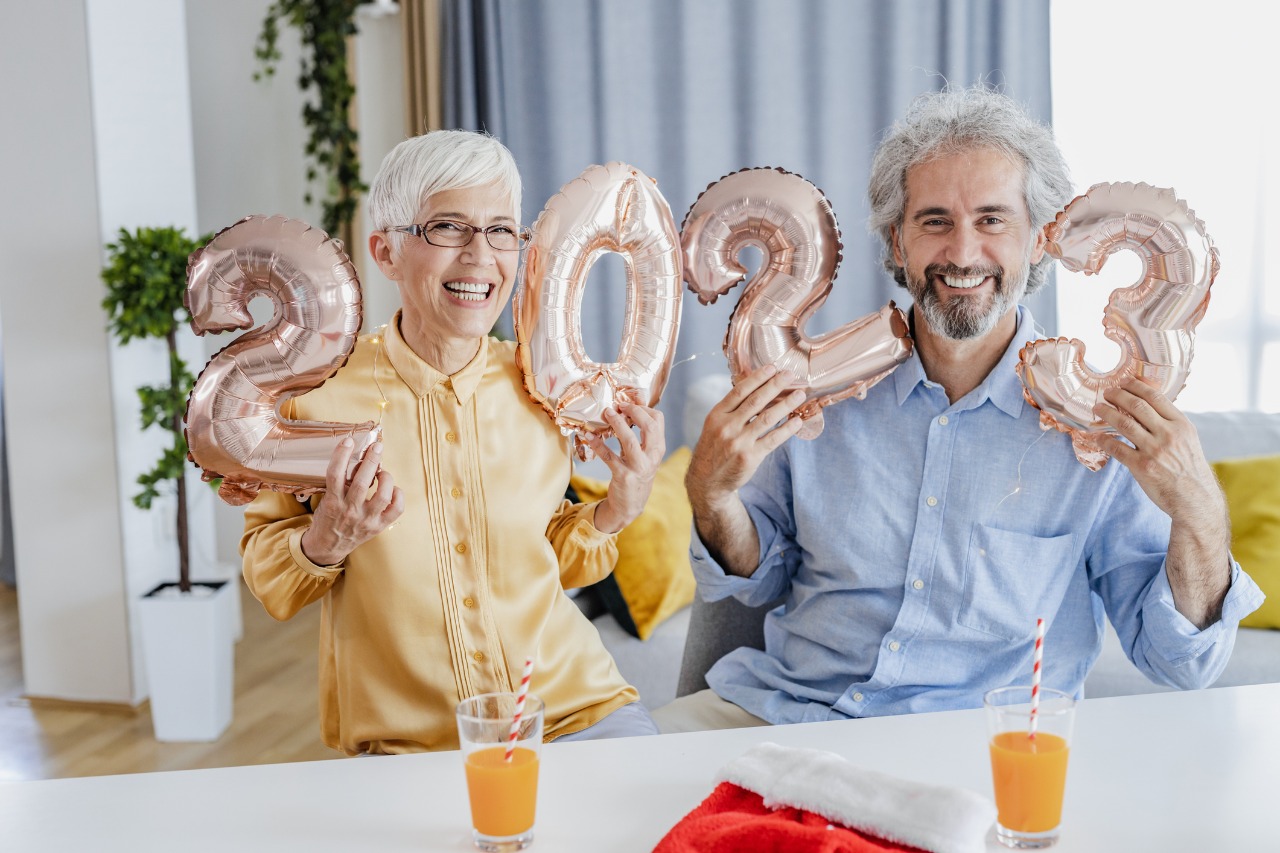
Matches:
[252,0,365,240]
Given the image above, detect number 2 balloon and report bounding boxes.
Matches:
[681,167,913,439]
[184,215,379,505]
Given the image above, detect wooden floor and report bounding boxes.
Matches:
[0,579,338,781]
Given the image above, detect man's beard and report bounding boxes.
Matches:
[905,255,1031,341]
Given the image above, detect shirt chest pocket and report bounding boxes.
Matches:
[958,525,1077,642]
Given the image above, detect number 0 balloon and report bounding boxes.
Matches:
[682,167,913,438]
[184,215,380,505]
[1017,182,1218,470]
[515,162,683,456]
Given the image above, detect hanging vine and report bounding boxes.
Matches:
[254,0,367,239]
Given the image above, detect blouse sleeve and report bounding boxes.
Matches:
[240,487,344,621]
[545,498,619,590]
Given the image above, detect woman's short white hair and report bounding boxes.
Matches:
[366,129,522,242]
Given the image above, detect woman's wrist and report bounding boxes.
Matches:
[300,526,346,568]
[591,498,628,535]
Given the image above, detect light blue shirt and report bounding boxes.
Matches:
[692,307,1264,724]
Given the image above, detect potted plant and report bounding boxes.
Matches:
[101,225,235,742]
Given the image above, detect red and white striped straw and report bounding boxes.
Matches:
[1029,617,1045,739]
[504,656,534,762]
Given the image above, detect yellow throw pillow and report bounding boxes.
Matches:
[1214,454,1280,629]
[571,447,695,640]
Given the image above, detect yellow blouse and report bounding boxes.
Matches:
[241,314,637,754]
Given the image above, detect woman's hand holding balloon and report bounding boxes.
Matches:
[585,404,666,535]
[300,438,405,567]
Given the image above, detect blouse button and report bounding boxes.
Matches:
[450,487,462,498]
[445,432,458,443]
[926,496,938,507]
[463,597,475,608]
[912,579,925,590]
[938,415,949,425]
[455,543,468,555]
[473,651,485,663]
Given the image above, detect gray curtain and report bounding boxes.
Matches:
[0,346,12,587]
[442,0,1055,450]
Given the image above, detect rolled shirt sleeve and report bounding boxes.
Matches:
[1127,559,1265,687]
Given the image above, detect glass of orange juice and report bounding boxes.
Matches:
[456,693,544,852]
[984,686,1076,848]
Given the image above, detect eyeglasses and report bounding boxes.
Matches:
[389,219,530,252]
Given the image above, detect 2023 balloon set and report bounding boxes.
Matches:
[184,163,1216,503]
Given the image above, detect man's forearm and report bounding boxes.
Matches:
[690,493,762,579]
[1165,511,1232,630]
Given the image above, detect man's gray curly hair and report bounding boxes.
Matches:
[867,84,1074,295]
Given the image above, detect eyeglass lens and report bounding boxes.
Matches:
[421,220,522,250]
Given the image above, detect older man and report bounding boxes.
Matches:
[655,85,1263,733]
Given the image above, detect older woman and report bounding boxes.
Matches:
[242,130,664,754]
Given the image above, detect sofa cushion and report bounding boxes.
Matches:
[1213,453,1280,629]
[1188,410,1280,462]
[571,447,696,640]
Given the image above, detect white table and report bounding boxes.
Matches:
[3,683,1277,851]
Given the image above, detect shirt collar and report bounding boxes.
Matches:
[892,304,1037,418]
[382,310,488,404]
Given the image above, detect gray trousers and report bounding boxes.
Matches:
[552,701,660,742]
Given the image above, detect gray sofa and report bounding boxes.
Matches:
[590,404,1280,713]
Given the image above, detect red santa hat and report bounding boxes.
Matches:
[653,742,996,853]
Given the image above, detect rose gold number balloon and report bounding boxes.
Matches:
[682,167,913,439]
[1017,182,1218,470]
[184,215,380,505]
[515,161,683,457]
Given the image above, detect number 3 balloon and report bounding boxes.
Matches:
[184,215,380,505]
[515,161,683,457]
[1017,182,1218,470]
[681,167,914,439]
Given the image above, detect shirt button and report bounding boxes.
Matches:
[912,579,924,590]
[926,496,938,507]
[445,432,458,443]
[473,651,485,662]
[463,597,475,608]
[450,487,462,498]
[852,692,864,702]
[888,641,901,652]
[938,415,949,425]
[455,543,468,555]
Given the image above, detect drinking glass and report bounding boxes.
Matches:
[984,686,1076,848]
[456,693,544,852]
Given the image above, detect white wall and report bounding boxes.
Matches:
[87,0,226,705]
[0,0,406,705]
[0,2,134,702]
[185,0,407,567]
[353,5,408,330]
[1051,0,1274,414]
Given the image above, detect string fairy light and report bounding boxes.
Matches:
[369,323,390,423]
[993,427,1051,511]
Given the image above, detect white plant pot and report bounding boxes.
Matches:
[137,580,235,742]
